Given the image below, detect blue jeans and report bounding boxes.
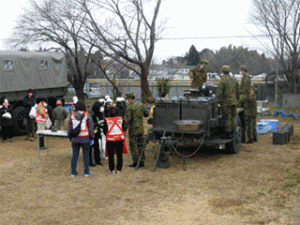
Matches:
[71,142,90,176]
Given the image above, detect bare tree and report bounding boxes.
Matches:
[9,0,94,100]
[79,0,165,103]
[252,0,300,93]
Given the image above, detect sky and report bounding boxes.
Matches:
[0,0,269,63]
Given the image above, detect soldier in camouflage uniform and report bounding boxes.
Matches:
[247,89,258,143]
[189,60,208,94]
[124,92,149,168]
[216,65,239,139]
[239,65,252,143]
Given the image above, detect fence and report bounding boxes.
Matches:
[84,79,288,103]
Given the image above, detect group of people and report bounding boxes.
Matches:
[23,89,68,140]
[189,62,257,143]
[67,92,149,177]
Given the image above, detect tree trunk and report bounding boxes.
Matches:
[74,80,85,101]
[140,65,152,103]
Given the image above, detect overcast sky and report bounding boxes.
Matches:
[0,0,268,62]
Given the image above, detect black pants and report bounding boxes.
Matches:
[25,117,36,137]
[89,131,102,164]
[2,125,13,141]
[106,141,124,171]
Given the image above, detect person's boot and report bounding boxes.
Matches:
[96,161,103,166]
[129,162,137,167]
[247,139,254,144]
[253,137,258,142]
[139,162,145,168]
[89,163,96,167]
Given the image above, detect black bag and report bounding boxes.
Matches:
[70,114,84,138]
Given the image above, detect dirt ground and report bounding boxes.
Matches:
[1,111,300,224]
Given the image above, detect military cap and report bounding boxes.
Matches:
[222,65,231,73]
[125,92,135,99]
[200,60,208,65]
[240,65,247,72]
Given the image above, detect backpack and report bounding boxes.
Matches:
[69,113,84,138]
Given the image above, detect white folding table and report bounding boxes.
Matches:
[36,130,68,158]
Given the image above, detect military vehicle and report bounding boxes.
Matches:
[146,89,246,161]
[0,51,68,134]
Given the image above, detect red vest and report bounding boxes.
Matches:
[106,116,125,142]
[71,112,89,137]
[36,103,47,122]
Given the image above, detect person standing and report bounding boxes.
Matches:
[103,106,127,174]
[0,98,13,143]
[23,89,36,141]
[216,65,239,139]
[188,60,209,95]
[247,88,258,143]
[124,92,149,168]
[116,97,127,118]
[89,101,105,166]
[68,100,94,177]
[36,98,49,131]
[239,65,252,143]
[53,100,68,130]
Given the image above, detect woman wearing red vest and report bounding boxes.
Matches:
[67,100,94,177]
[103,106,127,174]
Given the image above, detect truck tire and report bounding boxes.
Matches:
[12,107,27,135]
[225,116,242,154]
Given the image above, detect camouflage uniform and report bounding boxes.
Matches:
[124,97,149,164]
[239,67,252,142]
[189,66,207,89]
[247,92,258,143]
[216,66,239,138]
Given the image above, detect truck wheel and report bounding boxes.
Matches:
[225,116,242,154]
[12,107,27,135]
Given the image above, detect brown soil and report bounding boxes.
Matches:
[1,114,300,224]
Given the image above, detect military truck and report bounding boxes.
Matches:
[147,89,246,156]
[0,51,68,134]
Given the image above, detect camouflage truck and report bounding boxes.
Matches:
[0,51,68,134]
[147,89,246,156]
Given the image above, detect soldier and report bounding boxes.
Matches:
[239,65,252,143]
[123,92,149,168]
[216,65,239,139]
[189,60,209,95]
[247,88,258,143]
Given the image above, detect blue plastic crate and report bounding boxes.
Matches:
[260,119,278,131]
[256,122,272,134]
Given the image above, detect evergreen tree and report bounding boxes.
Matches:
[186,45,199,66]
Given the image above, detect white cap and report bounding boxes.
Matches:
[98,98,105,103]
[73,96,78,104]
[116,97,122,102]
[106,98,113,103]
[119,97,125,102]
[105,95,110,100]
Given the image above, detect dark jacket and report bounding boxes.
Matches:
[0,105,13,126]
[117,103,127,118]
[90,101,105,128]
[67,111,95,143]
[23,95,36,118]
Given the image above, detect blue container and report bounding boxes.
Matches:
[256,122,272,134]
[260,119,278,131]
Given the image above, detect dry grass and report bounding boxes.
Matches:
[0,113,300,224]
